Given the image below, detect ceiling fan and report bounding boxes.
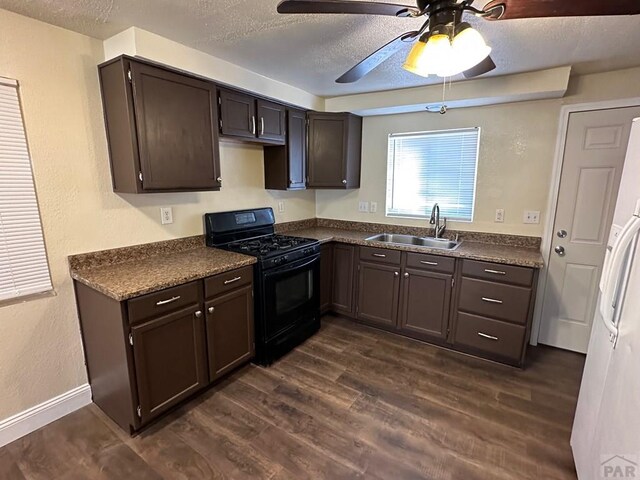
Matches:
[276,0,640,83]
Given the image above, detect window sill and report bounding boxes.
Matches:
[0,290,57,309]
[385,213,473,223]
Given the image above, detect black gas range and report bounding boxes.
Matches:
[204,208,320,365]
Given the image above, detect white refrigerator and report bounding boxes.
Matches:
[571,117,640,479]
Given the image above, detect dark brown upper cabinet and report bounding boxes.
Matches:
[264,108,307,190]
[219,88,286,145]
[98,56,221,193]
[307,112,362,189]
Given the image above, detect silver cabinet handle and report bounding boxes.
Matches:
[484,269,506,275]
[342,179,347,185]
[223,276,242,285]
[555,245,566,256]
[372,253,386,258]
[216,177,222,183]
[208,306,215,314]
[478,332,498,341]
[251,116,256,135]
[482,297,503,304]
[420,261,438,266]
[156,295,180,306]
[404,272,409,278]
[394,272,399,277]
[195,310,202,318]
[260,117,265,136]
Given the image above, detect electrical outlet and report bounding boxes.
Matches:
[278,201,285,213]
[160,207,173,225]
[358,201,370,213]
[523,210,540,224]
[370,202,378,213]
[495,209,505,223]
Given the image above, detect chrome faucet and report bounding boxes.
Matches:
[430,203,447,238]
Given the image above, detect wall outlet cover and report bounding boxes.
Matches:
[160,207,173,225]
[358,201,370,213]
[523,210,540,224]
[495,209,505,223]
[370,202,378,213]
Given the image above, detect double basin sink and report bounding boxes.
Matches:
[365,233,461,251]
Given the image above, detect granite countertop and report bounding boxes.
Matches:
[70,247,256,301]
[288,227,544,268]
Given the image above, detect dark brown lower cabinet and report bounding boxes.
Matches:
[320,243,334,314]
[399,268,452,342]
[332,243,356,316]
[357,261,400,328]
[131,305,208,425]
[205,285,254,382]
[74,266,255,434]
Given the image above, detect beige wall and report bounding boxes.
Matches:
[316,67,640,236]
[0,9,315,420]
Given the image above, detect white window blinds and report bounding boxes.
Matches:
[0,78,52,302]
[386,128,480,222]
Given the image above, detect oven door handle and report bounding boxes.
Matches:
[265,255,319,277]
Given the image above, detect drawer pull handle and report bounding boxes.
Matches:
[478,332,499,341]
[224,276,242,285]
[481,297,503,304]
[372,253,387,258]
[484,269,506,275]
[156,296,181,306]
[420,261,439,266]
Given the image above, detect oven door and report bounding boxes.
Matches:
[262,254,320,341]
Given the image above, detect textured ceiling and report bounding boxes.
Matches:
[2,0,640,96]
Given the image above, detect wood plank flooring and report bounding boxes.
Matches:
[0,315,585,479]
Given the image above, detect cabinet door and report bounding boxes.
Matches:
[257,99,286,144]
[320,243,334,314]
[357,261,401,328]
[399,268,452,341]
[130,62,221,191]
[219,89,256,139]
[205,285,254,382]
[307,113,347,188]
[131,306,208,425]
[287,109,307,190]
[332,244,355,316]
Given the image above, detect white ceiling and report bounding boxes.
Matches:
[2,0,640,97]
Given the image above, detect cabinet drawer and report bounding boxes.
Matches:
[405,252,455,273]
[128,282,200,325]
[462,260,534,287]
[458,277,531,325]
[454,312,526,362]
[205,266,253,299]
[359,246,401,265]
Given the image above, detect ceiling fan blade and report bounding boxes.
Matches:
[483,0,640,20]
[277,0,420,17]
[336,31,420,83]
[463,56,496,79]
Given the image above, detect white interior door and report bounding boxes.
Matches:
[539,107,640,353]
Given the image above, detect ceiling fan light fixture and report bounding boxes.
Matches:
[402,23,492,78]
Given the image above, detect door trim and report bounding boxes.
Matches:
[531,97,640,346]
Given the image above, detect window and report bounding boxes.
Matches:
[386,127,480,222]
[0,77,52,302]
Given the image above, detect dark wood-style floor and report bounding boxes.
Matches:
[0,315,585,479]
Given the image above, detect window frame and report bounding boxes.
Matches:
[385,127,480,223]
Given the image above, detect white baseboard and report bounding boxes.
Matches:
[0,384,92,448]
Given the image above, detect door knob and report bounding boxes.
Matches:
[555,245,566,256]
[557,229,567,238]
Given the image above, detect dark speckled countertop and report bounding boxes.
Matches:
[288,227,544,268]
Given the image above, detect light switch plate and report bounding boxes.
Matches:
[523,210,540,224]
[370,202,378,213]
[278,201,285,213]
[495,209,504,223]
[160,207,173,225]
[358,201,370,213]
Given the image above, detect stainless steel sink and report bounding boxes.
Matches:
[365,233,460,250]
